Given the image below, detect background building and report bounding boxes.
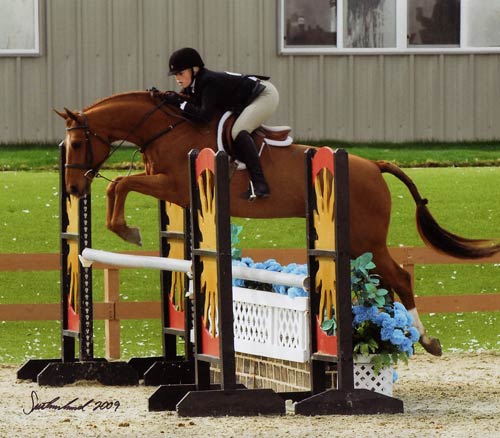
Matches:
[1,0,500,143]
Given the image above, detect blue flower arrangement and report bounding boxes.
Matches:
[232,257,308,298]
[350,252,420,373]
[230,226,418,375]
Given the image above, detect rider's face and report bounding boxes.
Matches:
[175,69,193,88]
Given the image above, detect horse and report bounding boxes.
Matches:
[56,91,500,357]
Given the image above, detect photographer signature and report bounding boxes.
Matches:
[23,391,120,415]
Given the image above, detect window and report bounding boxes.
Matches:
[344,0,397,48]
[0,0,40,56]
[408,0,460,46]
[284,0,337,46]
[465,0,500,47]
[278,0,500,53]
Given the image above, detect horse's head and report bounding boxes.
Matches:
[55,107,111,197]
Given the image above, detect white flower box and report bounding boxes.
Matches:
[232,287,310,363]
[353,355,394,396]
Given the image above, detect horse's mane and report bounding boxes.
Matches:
[82,90,220,128]
[83,91,154,112]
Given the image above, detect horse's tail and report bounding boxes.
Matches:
[376,160,500,259]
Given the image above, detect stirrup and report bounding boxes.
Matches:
[242,181,270,201]
[248,181,257,201]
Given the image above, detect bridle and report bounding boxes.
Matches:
[64,114,113,180]
[64,98,186,181]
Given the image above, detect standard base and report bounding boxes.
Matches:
[294,388,404,415]
[34,360,139,386]
[17,359,62,382]
[149,384,284,416]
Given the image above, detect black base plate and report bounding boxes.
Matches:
[36,360,139,387]
[294,388,404,415]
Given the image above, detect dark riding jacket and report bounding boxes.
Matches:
[178,68,268,123]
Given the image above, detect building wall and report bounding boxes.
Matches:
[1,0,500,143]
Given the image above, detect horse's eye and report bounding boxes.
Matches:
[72,141,82,150]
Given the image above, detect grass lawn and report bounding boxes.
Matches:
[1,145,499,362]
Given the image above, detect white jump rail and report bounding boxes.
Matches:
[80,248,309,289]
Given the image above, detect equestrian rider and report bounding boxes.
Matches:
[162,47,279,200]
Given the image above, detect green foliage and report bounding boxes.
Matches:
[231,223,243,260]
[320,317,337,336]
[351,253,389,307]
[351,253,418,373]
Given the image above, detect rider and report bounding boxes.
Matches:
[162,47,279,200]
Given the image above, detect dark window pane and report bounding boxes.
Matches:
[284,0,337,46]
[408,0,460,46]
[344,0,397,48]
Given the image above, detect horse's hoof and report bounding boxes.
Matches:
[420,336,442,356]
[125,227,143,246]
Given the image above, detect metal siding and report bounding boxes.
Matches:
[49,0,79,133]
[21,56,48,141]
[443,55,473,141]
[384,56,412,142]
[323,56,351,141]
[0,59,18,140]
[81,0,111,105]
[353,56,383,141]
[233,0,261,74]
[474,54,500,140]
[292,57,322,140]
[414,55,442,140]
[142,0,169,90]
[2,0,500,143]
[111,0,141,93]
[200,0,232,71]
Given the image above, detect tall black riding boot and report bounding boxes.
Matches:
[233,131,270,200]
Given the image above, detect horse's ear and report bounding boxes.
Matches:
[63,107,81,122]
[53,109,68,120]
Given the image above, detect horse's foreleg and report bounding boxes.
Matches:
[374,250,442,356]
[106,175,130,237]
[108,173,173,245]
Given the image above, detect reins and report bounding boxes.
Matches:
[65,96,186,181]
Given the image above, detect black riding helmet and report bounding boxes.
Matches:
[168,48,205,75]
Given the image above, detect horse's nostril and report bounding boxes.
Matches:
[69,185,78,195]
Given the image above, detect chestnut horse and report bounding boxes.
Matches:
[56,91,500,356]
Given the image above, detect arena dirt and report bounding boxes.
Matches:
[1,352,498,437]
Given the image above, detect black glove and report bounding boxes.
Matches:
[163,92,183,107]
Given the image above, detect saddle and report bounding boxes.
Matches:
[217,112,293,167]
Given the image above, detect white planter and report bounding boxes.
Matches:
[353,355,394,396]
[232,287,310,362]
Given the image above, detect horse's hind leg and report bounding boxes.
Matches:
[374,249,443,356]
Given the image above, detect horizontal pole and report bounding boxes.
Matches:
[81,248,192,276]
[81,248,308,289]
[232,265,308,290]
